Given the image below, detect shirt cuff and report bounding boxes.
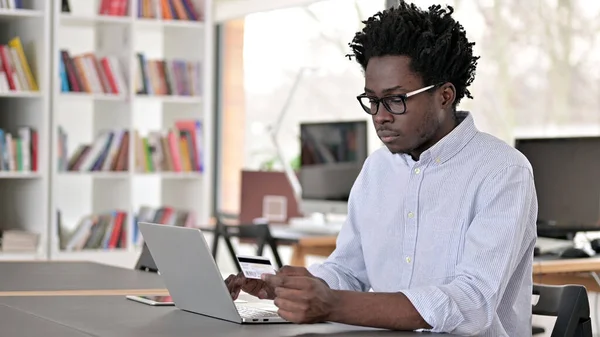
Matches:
[307,263,336,289]
[401,286,461,333]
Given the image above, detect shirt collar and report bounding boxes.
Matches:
[398,111,478,165]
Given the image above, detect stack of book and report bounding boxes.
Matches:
[137,0,202,21]
[135,53,201,97]
[0,127,38,172]
[0,230,40,253]
[135,119,203,173]
[133,205,196,246]
[59,50,128,95]
[0,37,38,93]
[59,210,128,251]
[58,128,129,172]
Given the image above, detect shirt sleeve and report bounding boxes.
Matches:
[401,164,537,335]
[307,158,372,292]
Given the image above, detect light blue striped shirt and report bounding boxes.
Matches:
[308,111,538,336]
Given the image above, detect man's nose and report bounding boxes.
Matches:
[373,105,394,124]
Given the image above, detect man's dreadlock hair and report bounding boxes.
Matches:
[348,1,479,107]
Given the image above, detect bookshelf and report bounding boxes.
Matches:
[0,1,51,261]
[49,0,214,268]
[0,0,321,267]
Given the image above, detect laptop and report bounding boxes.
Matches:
[138,222,289,324]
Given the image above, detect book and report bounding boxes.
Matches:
[59,50,127,95]
[135,53,201,97]
[0,37,38,93]
[137,0,201,21]
[0,127,38,172]
[61,0,70,13]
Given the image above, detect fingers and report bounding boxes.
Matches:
[257,288,269,299]
[274,287,306,300]
[277,309,300,323]
[225,274,236,294]
[233,287,241,300]
[278,265,311,276]
[241,278,263,294]
[225,273,246,298]
[262,274,310,290]
[274,296,309,313]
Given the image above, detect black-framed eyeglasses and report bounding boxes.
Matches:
[356,83,442,115]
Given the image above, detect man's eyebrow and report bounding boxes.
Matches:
[382,86,405,94]
[363,86,405,94]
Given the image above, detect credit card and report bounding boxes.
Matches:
[236,255,276,280]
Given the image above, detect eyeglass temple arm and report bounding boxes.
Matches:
[405,84,436,98]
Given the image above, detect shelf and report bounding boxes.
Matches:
[59,92,127,102]
[0,91,42,99]
[57,172,129,179]
[134,18,204,29]
[135,94,202,104]
[135,172,203,179]
[0,252,41,261]
[0,9,44,22]
[0,172,41,179]
[59,13,131,26]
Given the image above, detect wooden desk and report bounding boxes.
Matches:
[256,226,337,266]
[288,236,337,266]
[533,257,600,292]
[281,237,600,293]
[205,222,338,267]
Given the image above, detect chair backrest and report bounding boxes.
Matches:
[532,284,592,337]
[213,212,283,270]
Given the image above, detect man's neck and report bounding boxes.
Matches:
[409,114,459,161]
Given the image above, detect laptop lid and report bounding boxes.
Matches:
[138,222,242,323]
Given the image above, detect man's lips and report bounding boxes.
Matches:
[377,130,401,142]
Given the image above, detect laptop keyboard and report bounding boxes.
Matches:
[236,304,280,319]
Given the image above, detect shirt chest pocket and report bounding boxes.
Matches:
[414,216,464,282]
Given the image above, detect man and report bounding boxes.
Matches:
[226,2,537,336]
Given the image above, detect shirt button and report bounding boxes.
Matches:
[414,168,421,174]
[408,212,414,218]
[435,158,441,164]
[406,256,412,263]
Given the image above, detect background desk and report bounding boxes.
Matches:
[0,261,166,296]
[533,256,600,292]
[0,295,457,337]
[268,227,337,266]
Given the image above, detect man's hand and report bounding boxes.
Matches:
[262,265,338,324]
[224,272,275,300]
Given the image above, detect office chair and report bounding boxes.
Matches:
[211,212,284,273]
[532,284,592,337]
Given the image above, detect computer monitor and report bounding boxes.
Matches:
[298,120,368,216]
[514,136,600,235]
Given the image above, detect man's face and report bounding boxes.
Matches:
[364,55,445,157]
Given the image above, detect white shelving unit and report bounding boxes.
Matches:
[0,1,51,261]
[0,0,321,268]
[49,0,215,268]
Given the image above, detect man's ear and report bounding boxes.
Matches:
[439,82,456,109]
